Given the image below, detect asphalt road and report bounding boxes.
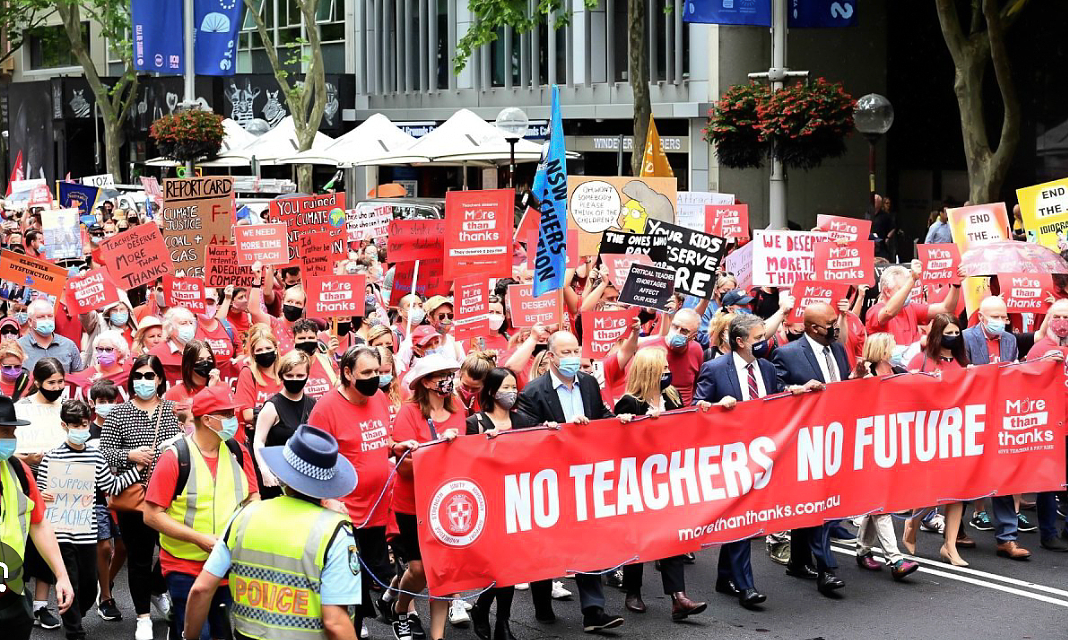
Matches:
[31,516,1068,640]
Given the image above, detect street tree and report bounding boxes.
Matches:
[242,0,327,192]
[0,2,55,68]
[935,0,1030,204]
[455,0,652,176]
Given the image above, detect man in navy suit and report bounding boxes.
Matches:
[770,302,851,597]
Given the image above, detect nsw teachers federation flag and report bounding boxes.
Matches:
[530,86,568,297]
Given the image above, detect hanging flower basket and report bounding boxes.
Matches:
[150,110,225,163]
[704,78,855,171]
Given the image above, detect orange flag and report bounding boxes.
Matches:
[639,117,673,178]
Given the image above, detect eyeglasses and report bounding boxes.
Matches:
[130,372,158,381]
[0,329,17,337]
[95,347,115,353]
[436,313,454,321]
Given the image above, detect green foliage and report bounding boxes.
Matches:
[151,110,226,163]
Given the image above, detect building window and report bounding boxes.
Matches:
[238,0,346,72]
[27,23,87,70]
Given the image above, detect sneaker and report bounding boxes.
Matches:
[551,580,573,600]
[606,569,624,589]
[462,599,473,611]
[514,583,530,591]
[34,607,61,629]
[920,513,946,534]
[1018,512,1037,533]
[408,611,426,640]
[150,593,172,619]
[970,511,994,531]
[449,599,470,627]
[393,614,415,640]
[361,622,370,639]
[135,617,154,640]
[97,597,123,621]
[766,534,791,566]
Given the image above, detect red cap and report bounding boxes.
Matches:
[191,385,240,418]
[411,325,440,346]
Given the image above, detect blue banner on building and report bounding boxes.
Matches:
[195,0,243,76]
[57,182,99,217]
[132,0,184,74]
[531,86,568,298]
[788,0,857,27]
[683,0,772,26]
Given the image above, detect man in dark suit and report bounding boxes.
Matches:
[693,314,817,609]
[770,302,849,596]
[515,331,631,633]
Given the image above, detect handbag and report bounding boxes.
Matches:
[108,403,164,513]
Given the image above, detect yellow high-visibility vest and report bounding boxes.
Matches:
[0,459,32,596]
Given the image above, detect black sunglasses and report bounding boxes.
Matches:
[130,372,158,381]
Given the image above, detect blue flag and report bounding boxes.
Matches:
[195,0,243,76]
[531,86,568,298]
[58,182,99,217]
[683,0,771,26]
[788,0,857,28]
[132,0,184,74]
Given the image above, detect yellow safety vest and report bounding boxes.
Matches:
[160,436,249,562]
[0,459,32,596]
[227,496,351,640]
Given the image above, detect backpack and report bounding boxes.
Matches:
[219,318,236,346]
[171,437,245,502]
[6,458,30,494]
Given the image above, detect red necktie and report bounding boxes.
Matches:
[747,362,761,400]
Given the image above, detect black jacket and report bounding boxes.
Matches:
[515,371,614,425]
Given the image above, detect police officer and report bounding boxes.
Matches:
[182,424,361,640]
[0,396,73,640]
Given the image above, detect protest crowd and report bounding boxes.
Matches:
[0,163,1067,640]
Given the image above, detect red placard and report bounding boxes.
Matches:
[917,244,961,286]
[705,204,750,240]
[1000,273,1053,313]
[444,188,514,280]
[235,223,289,266]
[816,215,872,243]
[163,275,206,313]
[507,284,562,328]
[390,258,450,306]
[204,245,256,288]
[97,224,172,289]
[270,192,346,264]
[600,253,654,288]
[454,276,490,341]
[527,228,580,270]
[581,309,639,359]
[387,219,446,264]
[515,206,540,241]
[65,268,118,314]
[305,274,367,318]
[788,280,849,324]
[813,241,874,285]
[28,185,53,208]
[300,230,338,278]
[0,250,69,296]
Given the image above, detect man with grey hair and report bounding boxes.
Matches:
[18,299,84,372]
[866,260,961,346]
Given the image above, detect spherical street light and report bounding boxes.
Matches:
[854,93,894,209]
[496,107,529,188]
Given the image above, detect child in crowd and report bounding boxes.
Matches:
[86,379,125,621]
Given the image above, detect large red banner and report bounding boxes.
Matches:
[413,361,1065,594]
[444,189,514,280]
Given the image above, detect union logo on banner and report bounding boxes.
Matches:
[429,479,487,548]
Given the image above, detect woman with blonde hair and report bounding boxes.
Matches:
[853,332,907,379]
[374,346,404,423]
[234,324,281,436]
[367,324,396,351]
[0,339,31,399]
[131,316,164,356]
[704,312,736,360]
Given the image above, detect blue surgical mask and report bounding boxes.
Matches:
[378,373,393,389]
[94,403,115,418]
[0,438,15,461]
[35,319,55,336]
[984,319,1006,335]
[667,332,688,349]
[133,379,157,400]
[67,428,91,446]
[215,416,239,441]
[177,324,196,343]
[556,356,581,378]
[109,311,128,327]
[424,347,443,357]
[14,312,28,325]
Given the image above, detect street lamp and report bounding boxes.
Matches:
[854,93,894,209]
[495,107,529,188]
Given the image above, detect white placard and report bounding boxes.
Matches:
[676,191,734,231]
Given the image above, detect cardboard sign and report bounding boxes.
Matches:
[66,268,118,314]
[42,208,83,261]
[390,258,449,306]
[162,176,235,277]
[677,191,734,231]
[599,230,669,262]
[567,176,678,255]
[947,203,1011,248]
[751,230,831,287]
[300,231,338,278]
[205,244,256,288]
[306,274,366,318]
[82,174,115,189]
[1000,273,1053,313]
[645,218,727,299]
[723,242,754,291]
[444,188,514,280]
[235,223,289,266]
[43,461,96,535]
[346,203,393,242]
[163,275,206,313]
[705,204,749,240]
[816,215,872,243]
[98,224,172,289]
[618,263,676,312]
[454,276,489,341]
[813,241,874,285]
[28,184,54,208]
[917,244,961,286]
[600,253,654,288]
[387,219,446,263]
[0,249,69,296]
[1017,177,1068,249]
[581,309,639,359]
[13,401,64,453]
[507,284,562,328]
[787,280,850,324]
[271,193,347,264]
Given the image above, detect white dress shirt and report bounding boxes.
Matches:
[733,352,767,401]
[803,333,835,382]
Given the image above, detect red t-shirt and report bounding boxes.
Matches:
[1027,337,1068,362]
[985,336,1002,364]
[634,337,704,405]
[602,351,627,408]
[65,365,131,403]
[907,351,965,373]
[843,311,866,365]
[234,367,281,429]
[164,382,201,415]
[196,321,237,382]
[390,402,466,514]
[55,303,84,348]
[145,442,258,577]
[269,316,295,357]
[148,340,185,387]
[226,310,252,351]
[865,302,931,347]
[307,389,392,527]
[303,356,337,401]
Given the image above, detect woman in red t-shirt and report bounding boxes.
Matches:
[234,325,281,438]
[388,355,464,638]
[374,346,406,426]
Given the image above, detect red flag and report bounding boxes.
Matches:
[6,150,23,196]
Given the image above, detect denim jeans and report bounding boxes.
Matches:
[165,571,231,640]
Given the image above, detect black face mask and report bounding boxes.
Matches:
[941,333,961,348]
[295,341,318,356]
[786,331,804,342]
[336,322,351,337]
[192,361,214,378]
[282,305,303,322]
[352,376,380,397]
[752,339,770,358]
[254,351,278,368]
[283,377,308,394]
[660,372,673,391]
[40,387,63,402]
[814,325,840,345]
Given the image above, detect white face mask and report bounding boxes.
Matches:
[488,314,505,331]
[408,307,426,325]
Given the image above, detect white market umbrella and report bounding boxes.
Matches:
[215,116,334,166]
[277,113,417,167]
